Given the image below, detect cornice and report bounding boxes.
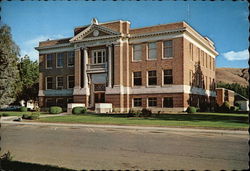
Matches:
[129,28,186,39]
[35,43,73,51]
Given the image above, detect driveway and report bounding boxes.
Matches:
[0,123,248,170]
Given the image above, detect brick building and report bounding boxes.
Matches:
[36,19,218,112]
[216,88,235,107]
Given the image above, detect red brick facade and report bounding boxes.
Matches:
[36,19,218,112]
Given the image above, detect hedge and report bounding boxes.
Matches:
[187,106,197,113]
[22,113,40,120]
[72,107,87,114]
[20,107,27,112]
[49,106,63,114]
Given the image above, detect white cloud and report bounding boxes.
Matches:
[223,49,249,61]
[24,34,65,46]
[20,34,65,61]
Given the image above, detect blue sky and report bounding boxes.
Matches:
[1,1,249,68]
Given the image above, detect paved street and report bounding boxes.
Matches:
[0,123,248,170]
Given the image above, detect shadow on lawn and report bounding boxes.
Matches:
[88,113,248,124]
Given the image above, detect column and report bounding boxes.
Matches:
[108,45,112,87]
[83,48,88,88]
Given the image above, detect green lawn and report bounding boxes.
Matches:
[38,112,249,130]
[0,111,46,117]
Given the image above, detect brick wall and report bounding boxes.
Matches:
[129,37,184,87]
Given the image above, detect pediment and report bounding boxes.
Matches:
[70,24,121,42]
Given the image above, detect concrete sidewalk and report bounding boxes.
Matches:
[1,119,248,135]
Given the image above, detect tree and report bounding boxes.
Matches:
[0,25,20,108]
[16,55,39,104]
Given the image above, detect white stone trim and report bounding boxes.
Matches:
[183,33,218,58]
[38,90,45,96]
[38,46,74,55]
[106,85,216,97]
[73,87,90,95]
[70,24,121,42]
[129,32,183,44]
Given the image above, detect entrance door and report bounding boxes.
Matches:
[94,92,105,103]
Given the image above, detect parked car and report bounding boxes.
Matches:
[0,106,21,111]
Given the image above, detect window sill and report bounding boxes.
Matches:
[46,67,52,69]
[132,60,142,62]
[56,66,64,69]
[146,85,158,88]
[132,85,144,88]
[162,84,173,87]
[67,65,74,68]
[146,59,157,61]
[162,57,173,59]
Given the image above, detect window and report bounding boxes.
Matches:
[189,43,193,61]
[68,76,74,89]
[46,54,53,68]
[67,98,73,103]
[212,79,215,90]
[189,70,193,86]
[163,97,173,108]
[133,98,142,107]
[163,40,173,58]
[205,76,208,89]
[46,98,54,107]
[46,77,53,90]
[213,58,215,71]
[133,72,142,86]
[133,44,142,61]
[148,97,157,107]
[209,77,212,90]
[205,53,208,68]
[56,76,63,89]
[201,50,204,66]
[57,53,64,68]
[56,98,67,108]
[148,70,157,85]
[197,48,200,63]
[163,69,173,84]
[148,42,157,60]
[92,49,106,64]
[209,55,212,69]
[67,51,74,67]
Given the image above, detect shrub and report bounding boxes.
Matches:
[200,102,209,112]
[187,106,196,113]
[22,113,40,120]
[49,106,62,114]
[141,108,152,117]
[128,109,136,117]
[221,101,230,112]
[72,107,87,114]
[2,113,10,117]
[22,114,30,119]
[230,106,239,112]
[20,107,27,112]
[30,113,40,120]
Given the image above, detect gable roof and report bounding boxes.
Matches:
[70,23,121,42]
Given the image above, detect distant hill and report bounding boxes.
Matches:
[216,68,249,87]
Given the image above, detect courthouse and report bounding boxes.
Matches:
[36,19,218,112]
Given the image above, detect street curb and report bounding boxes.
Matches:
[1,120,248,135]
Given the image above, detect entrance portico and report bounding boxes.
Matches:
[71,20,119,108]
